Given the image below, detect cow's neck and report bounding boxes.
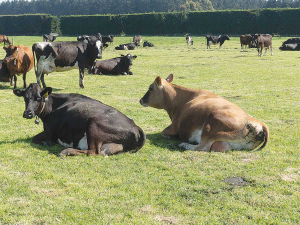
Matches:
[163,83,197,121]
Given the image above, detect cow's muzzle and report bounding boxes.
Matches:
[23,110,34,119]
[139,99,148,107]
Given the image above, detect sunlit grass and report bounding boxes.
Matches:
[0,35,299,224]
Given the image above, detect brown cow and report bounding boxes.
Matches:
[133,35,142,43]
[0,35,11,46]
[253,34,273,57]
[3,44,34,89]
[0,60,11,82]
[140,74,269,152]
[240,34,254,49]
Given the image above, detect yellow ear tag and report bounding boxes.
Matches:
[43,91,49,98]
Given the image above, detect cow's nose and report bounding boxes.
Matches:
[23,111,33,119]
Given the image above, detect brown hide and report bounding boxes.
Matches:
[0,35,11,46]
[3,44,34,88]
[140,74,269,152]
[240,35,253,48]
[133,35,142,43]
[256,34,273,56]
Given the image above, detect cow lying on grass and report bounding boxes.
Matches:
[89,54,137,75]
[140,74,269,152]
[14,83,146,156]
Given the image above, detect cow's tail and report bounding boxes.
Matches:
[131,126,146,153]
[254,122,270,151]
[32,45,37,75]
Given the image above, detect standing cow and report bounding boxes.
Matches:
[89,54,137,75]
[32,41,103,88]
[253,34,273,56]
[133,35,142,43]
[140,74,269,152]
[206,35,230,49]
[186,36,193,45]
[13,83,146,156]
[3,44,34,89]
[240,34,254,49]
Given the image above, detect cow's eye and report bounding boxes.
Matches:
[149,87,153,92]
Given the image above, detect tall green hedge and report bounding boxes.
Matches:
[60,8,300,36]
[0,14,60,35]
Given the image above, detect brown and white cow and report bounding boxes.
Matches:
[3,44,34,89]
[253,34,273,56]
[0,35,11,46]
[140,74,269,152]
[240,34,254,49]
[133,35,142,43]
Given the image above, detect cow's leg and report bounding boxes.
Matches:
[13,74,17,89]
[23,72,27,88]
[161,125,178,139]
[79,68,84,89]
[32,130,56,147]
[100,143,124,156]
[263,48,268,56]
[41,73,47,88]
[9,74,13,86]
[271,46,273,56]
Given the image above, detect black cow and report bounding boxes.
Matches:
[102,35,114,45]
[89,54,137,75]
[43,33,59,42]
[143,41,154,47]
[77,33,102,43]
[115,42,140,50]
[13,84,146,156]
[206,35,230,49]
[32,41,103,89]
[0,60,11,82]
[279,38,300,51]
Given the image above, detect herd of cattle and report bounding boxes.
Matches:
[4,31,298,156]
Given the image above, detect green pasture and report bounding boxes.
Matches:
[0,36,299,224]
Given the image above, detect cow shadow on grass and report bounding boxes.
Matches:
[0,84,63,93]
[0,137,62,155]
[146,133,186,152]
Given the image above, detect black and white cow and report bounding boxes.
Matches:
[13,83,146,156]
[77,33,102,43]
[115,42,140,50]
[43,33,59,42]
[279,38,300,51]
[186,36,193,45]
[89,54,137,75]
[32,41,103,88]
[143,41,154,47]
[206,35,230,49]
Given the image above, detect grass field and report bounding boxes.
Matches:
[0,35,299,224]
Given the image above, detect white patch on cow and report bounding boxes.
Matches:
[37,55,56,74]
[209,41,213,45]
[37,42,51,50]
[124,45,128,50]
[96,40,102,52]
[78,133,88,150]
[58,139,73,148]
[188,129,202,144]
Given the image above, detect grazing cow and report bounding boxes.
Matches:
[0,60,11,82]
[3,44,34,89]
[13,83,146,156]
[0,35,11,46]
[240,34,254,48]
[32,41,103,89]
[140,74,269,152]
[143,41,154,47]
[77,33,102,43]
[43,33,59,42]
[102,35,114,45]
[279,38,300,51]
[133,35,142,43]
[206,35,230,49]
[89,54,137,75]
[115,42,140,50]
[186,36,193,45]
[253,34,273,56]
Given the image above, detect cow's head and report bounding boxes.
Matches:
[13,83,52,119]
[95,40,103,59]
[121,54,137,66]
[3,45,18,64]
[140,74,173,109]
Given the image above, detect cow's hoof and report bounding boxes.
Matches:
[59,148,77,157]
[128,72,133,75]
[80,85,85,89]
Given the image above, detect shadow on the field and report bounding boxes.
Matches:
[146,132,186,152]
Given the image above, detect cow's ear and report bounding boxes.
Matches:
[155,76,162,88]
[3,46,7,50]
[40,87,52,98]
[133,55,137,59]
[13,89,25,97]
[166,74,173,83]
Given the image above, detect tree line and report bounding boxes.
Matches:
[0,0,299,16]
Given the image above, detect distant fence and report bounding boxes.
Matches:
[2,8,300,36]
